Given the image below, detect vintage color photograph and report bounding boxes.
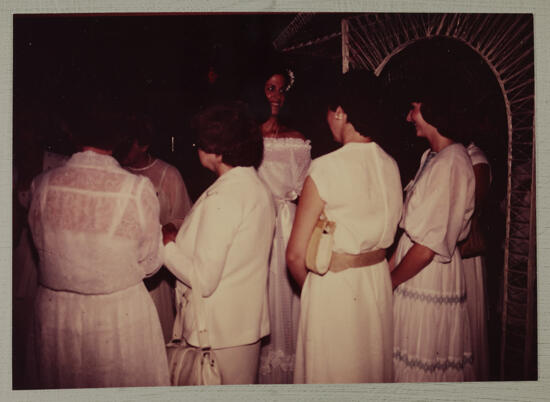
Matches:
[11,10,536,392]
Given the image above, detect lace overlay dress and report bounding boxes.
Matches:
[27,151,169,388]
[393,144,475,382]
[257,137,311,384]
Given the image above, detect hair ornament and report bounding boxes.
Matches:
[285,68,295,92]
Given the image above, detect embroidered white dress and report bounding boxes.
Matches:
[294,142,403,384]
[28,151,169,388]
[127,158,192,343]
[463,143,491,380]
[257,137,311,384]
[393,143,475,382]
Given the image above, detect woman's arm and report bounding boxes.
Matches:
[163,191,239,296]
[390,243,435,290]
[286,176,325,289]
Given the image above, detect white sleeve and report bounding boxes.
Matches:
[403,154,475,263]
[164,188,241,297]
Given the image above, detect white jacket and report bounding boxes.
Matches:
[164,166,275,349]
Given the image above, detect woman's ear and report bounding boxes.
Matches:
[334,106,345,121]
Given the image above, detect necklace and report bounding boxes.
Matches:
[129,153,155,171]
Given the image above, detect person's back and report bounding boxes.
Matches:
[27,115,170,388]
[29,150,162,294]
[309,142,402,253]
[294,141,402,384]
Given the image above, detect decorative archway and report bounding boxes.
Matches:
[276,12,535,379]
[340,13,535,380]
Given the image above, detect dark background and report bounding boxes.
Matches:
[13,13,507,199]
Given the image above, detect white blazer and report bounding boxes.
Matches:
[164,166,275,349]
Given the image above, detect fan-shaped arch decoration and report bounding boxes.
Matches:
[341,13,535,380]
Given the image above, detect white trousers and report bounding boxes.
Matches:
[214,340,261,385]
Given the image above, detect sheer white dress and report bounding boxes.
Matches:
[127,158,192,343]
[27,150,169,388]
[257,137,311,384]
[393,143,475,382]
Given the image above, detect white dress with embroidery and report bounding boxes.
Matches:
[393,143,475,382]
[257,137,311,384]
[27,151,169,388]
[463,143,491,380]
[127,158,192,343]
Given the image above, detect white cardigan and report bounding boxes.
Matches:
[164,166,275,349]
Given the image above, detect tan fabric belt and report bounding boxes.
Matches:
[329,249,387,273]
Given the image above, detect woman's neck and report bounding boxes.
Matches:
[215,162,234,177]
[342,125,372,145]
[130,152,154,169]
[262,116,281,137]
[82,146,112,155]
[428,132,454,152]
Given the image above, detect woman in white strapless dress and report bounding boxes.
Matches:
[255,64,312,384]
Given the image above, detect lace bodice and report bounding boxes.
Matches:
[258,137,312,201]
[28,151,163,294]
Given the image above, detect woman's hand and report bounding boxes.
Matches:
[162,223,178,245]
[390,242,435,290]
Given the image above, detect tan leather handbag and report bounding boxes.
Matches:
[305,212,336,275]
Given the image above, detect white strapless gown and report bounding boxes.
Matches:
[257,137,311,384]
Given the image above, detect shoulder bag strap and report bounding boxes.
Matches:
[187,266,211,350]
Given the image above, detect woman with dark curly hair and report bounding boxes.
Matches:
[162,102,275,384]
[248,60,312,384]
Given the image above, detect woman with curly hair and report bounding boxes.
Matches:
[249,60,312,384]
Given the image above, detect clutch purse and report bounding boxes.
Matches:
[305,212,336,275]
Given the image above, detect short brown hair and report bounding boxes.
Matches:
[194,102,264,169]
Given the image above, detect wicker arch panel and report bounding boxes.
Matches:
[342,13,535,379]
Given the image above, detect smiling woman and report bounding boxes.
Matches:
[248,58,312,384]
[264,73,286,118]
[390,89,476,382]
